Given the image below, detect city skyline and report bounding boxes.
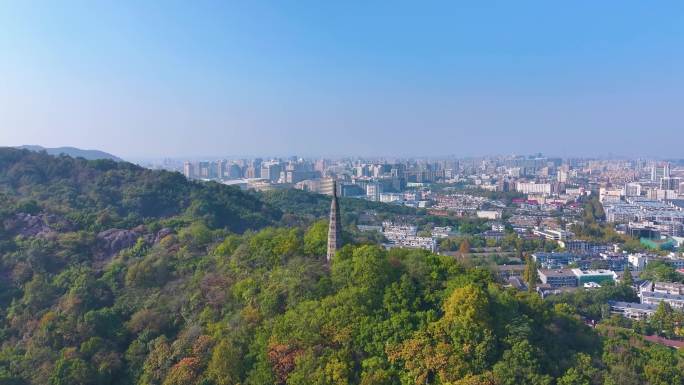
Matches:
[2,1,684,158]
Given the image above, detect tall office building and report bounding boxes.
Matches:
[624,182,642,197]
[228,164,242,179]
[366,182,381,201]
[183,162,195,179]
[216,160,226,179]
[198,162,210,178]
[651,162,671,182]
[261,162,282,182]
[661,177,682,191]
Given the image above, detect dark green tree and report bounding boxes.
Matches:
[523,254,539,292]
[622,263,634,287]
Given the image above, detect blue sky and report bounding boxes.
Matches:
[1,1,683,159]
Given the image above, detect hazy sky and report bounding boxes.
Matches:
[1,1,683,159]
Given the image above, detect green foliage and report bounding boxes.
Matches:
[303,220,328,257]
[557,353,597,385]
[523,254,539,292]
[0,147,280,232]
[492,341,552,385]
[622,264,634,287]
[546,284,638,320]
[640,260,682,283]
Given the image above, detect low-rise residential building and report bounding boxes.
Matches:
[539,269,578,288]
[385,236,437,252]
[628,253,650,271]
[653,281,684,295]
[357,225,382,233]
[533,228,574,241]
[495,265,526,280]
[516,182,552,195]
[382,221,437,252]
[476,210,502,220]
[629,253,684,271]
[577,255,627,272]
[382,222,417,238]
[491,222,505,232]
[480,230,506,241]
[560,239,612,255]
[641,291,684,310]
[532,252,583,269]
[609,301,658,320]
[536,285,578,298]
[571,269,617,286]
[431,226,453,238]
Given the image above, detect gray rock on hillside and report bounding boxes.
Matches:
[97,228,141,256]
[2,213,70,238]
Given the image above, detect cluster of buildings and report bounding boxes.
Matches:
[378,221,438,252]
[604,197,684,238]
[599,162,684,242]
[496,249,684,299]
[166,156,683,204]
[610,281,684,320]
[181,157,326,191]
[170,154,568,196]
[167,155,684,258]
[174,157,683,237]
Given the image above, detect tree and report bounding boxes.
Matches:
[641,261,679,283]
[49,357,95,385]
[206,340,244,385]
[651,302,676,338]
[303,220,328,257]
[622,263,634,287]
[492,341,551,385]
[557,353,598,385]
[459,238,471,255]
[139,337,173,385]
[644,345,683,385]
[523,255,539,292]
[162,357,200,385]
[602,334,645,385]
[388,284,496,383]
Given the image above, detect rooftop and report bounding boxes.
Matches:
[571,268,616,276]
[496,264,526,271]
[608,301,659,311]
[539,269,576,278]
[642,291,684,300]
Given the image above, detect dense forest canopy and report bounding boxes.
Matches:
[0,148,681,385]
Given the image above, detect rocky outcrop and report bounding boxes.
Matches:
[95,227,176,258]
[154,228,173,244]
[2,213,68,238]
[97,228,141,257]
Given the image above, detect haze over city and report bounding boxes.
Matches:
[2,1,683,159]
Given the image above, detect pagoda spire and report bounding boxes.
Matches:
[326,180,342,262]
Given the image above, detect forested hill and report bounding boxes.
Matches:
[0,148,681,385]
[0,147,280,232]
[15,145,124,162]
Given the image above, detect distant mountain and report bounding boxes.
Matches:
[15,145,123,161]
